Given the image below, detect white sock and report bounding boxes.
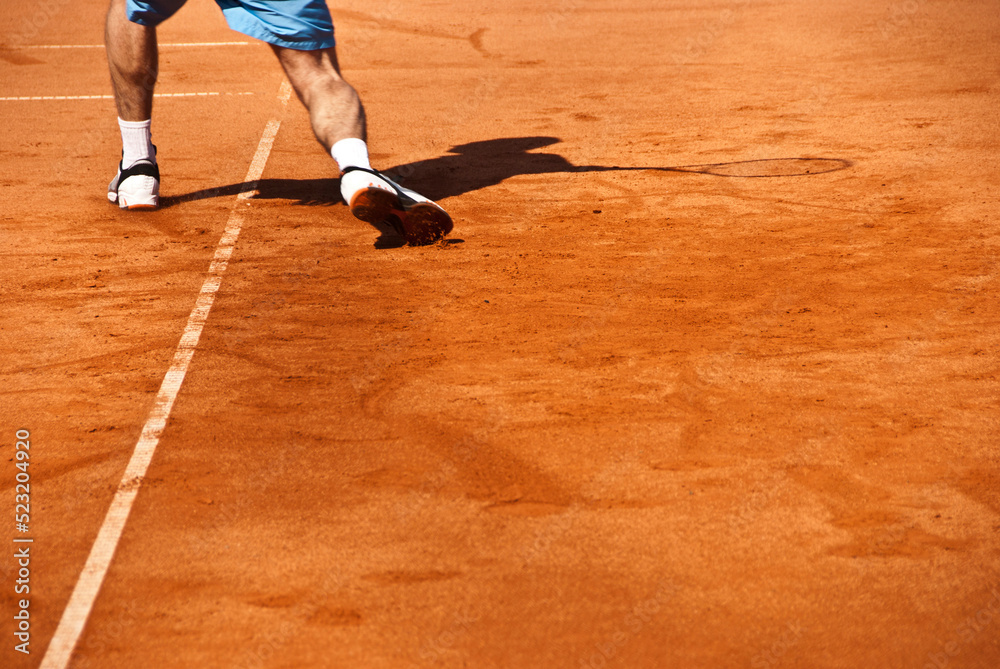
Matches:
[119,118,155,167]
[331,137,371,172]
[333,137,398,204]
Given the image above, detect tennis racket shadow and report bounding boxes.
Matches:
[160,136,852,208]
[381,136,852,202]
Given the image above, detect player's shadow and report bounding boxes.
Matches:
[160,136,585,209]
[162,136,852,207]
[376,137,851,202]
[160,136,851,244]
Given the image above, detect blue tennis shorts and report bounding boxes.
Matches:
[126,0,335,50]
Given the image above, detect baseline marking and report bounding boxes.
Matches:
[0,92,254,101]
[38,79,293,669]
[13,42,251,49]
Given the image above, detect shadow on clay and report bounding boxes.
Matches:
[159,136,852,244]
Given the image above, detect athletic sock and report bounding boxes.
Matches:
[119,118,155,167]
[332,137,395,204]
[331,137,372,172]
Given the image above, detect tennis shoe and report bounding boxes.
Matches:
[108,157,159,210]
[341,166,452,246]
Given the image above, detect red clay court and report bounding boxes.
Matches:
[1,0,999,667]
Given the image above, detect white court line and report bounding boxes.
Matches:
[16,42,250,49]
[0,92,254,101]
[38,79,293,669]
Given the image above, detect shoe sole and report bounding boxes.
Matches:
[119,200,158,211]
[111,174,159,210]
[349,187,401,224]
[110,192,159,210]
[350,187,452,246]
[400,202,453,246]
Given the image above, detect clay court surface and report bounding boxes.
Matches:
[2,0,999,666]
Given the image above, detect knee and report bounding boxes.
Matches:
[122,0,186,26]
[276,47,349,90]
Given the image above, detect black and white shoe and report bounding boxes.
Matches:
[340,166,452,246]
[108,157,159,210]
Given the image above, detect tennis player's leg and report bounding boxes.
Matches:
[104,0,178,209]
[269,46,396,224]
[218,0,450,244]
[270,45,366,149]
[106,0,158,121]
[213,0,393,214]
[270,44,451,244]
